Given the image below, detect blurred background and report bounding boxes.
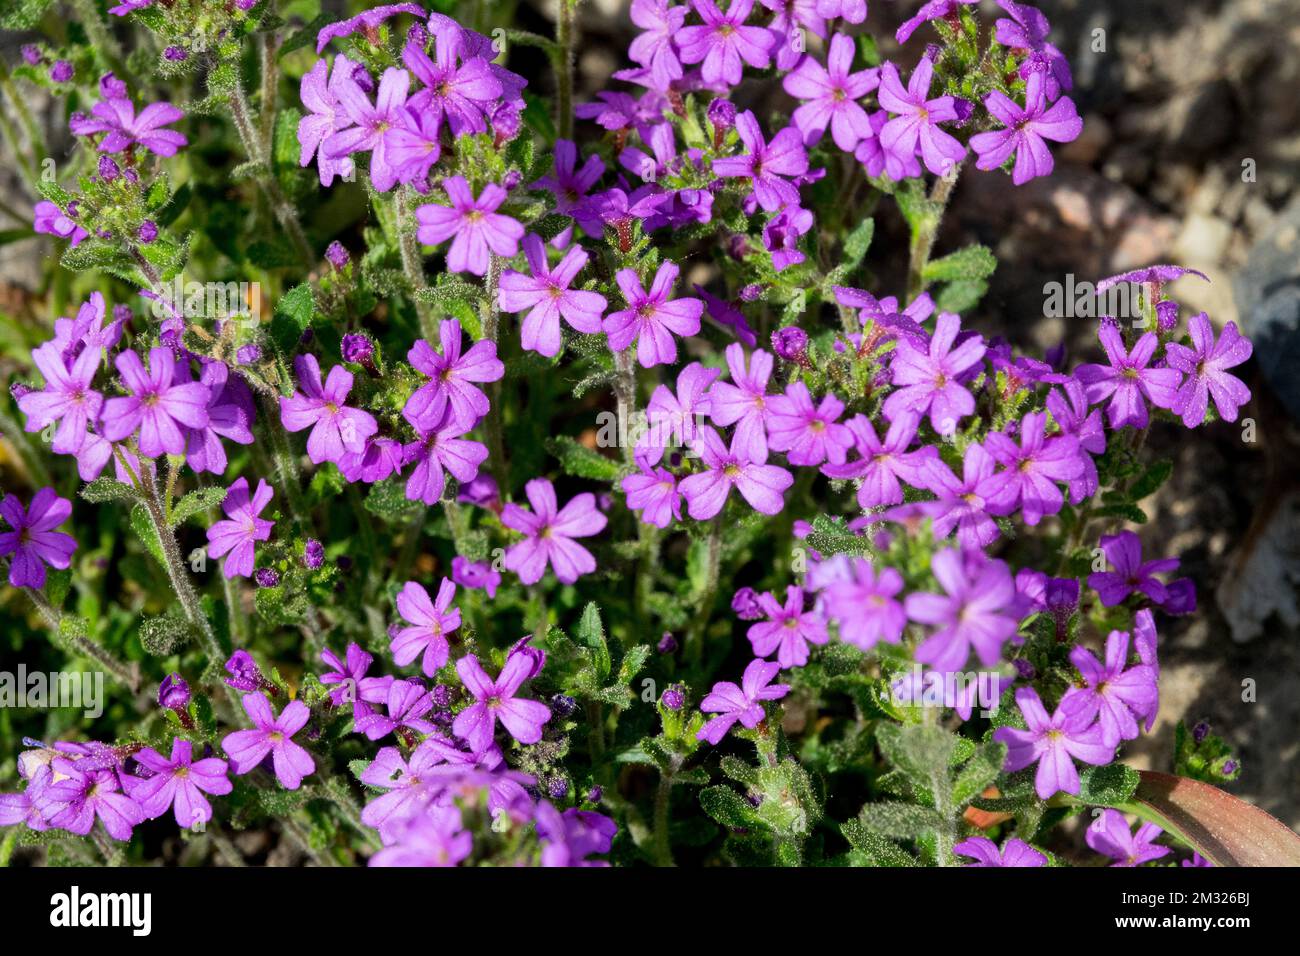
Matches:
[2,0,1299,829]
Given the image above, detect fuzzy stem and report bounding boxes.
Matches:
[395,185,438,340]
[0,401,54,489]
[685,517,724,667]
[258,391,312,534]
[68,0,125,71]
[906,164,962,302]
[226,69,313,267]
[0,62,43,182]
[480,254,509,490]
[555,0,577,141]
[651,756,680,867]
[13,571,140,692]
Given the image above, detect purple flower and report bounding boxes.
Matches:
[679,425,795,518]
[1062,630,1159,747]
[0,488,77,589]
[895,0,979,45]
[320,643,375,712]
[821,556,907,650]
[1164,312,1252,427]
[355,679,438,741]
[994,687,1115,800]
[696,658,790,745]
[1096,265,1208,297]
[415,176,524,276]
[1075,323,1181,430]
[782,33,878,151]
[982,411,1084,525]
[279,353,378,464]
[205,477,275,580]
[101,347,210,457]
[532,139,606,230]
[69,96,187,156]
[747,585,828,668]
[677,0,774,87]
[1086,809,1170,867]
[501,478,607,585]
[905,550,1019,671]
[762,0,828,71]
[222,694,316,790]
[765,382,854,467]
[994,0,1072,99]
[314,3,426,53]
[822,412,938,508]
[883,312,985,435]
[158,673,191,713]
[17,342,103,455]
[371,805,474,867]
[603,261,704,368]
[404,318,505,431]
[392,579,461,676]
[925,442,1004,549]
[297,55,358,186]
[636,361,720,466]
[185,360,256,476]
[707,343,775,463]
[953,836,1047,867]
[1045,378,1104,504]
[451,555,501,598]
[770,326,809,363]
[762,205,814,272]
[876,59,965,176]
[38,759,143,841]
[711,110,808,213]
[402,414,489,505]
[970,73,1082,184]
[401,31,504,136]
[498,234,607,357]
[1088,530,1180,607]
[129,740,231,829]
[322,66,411,192]
[33,200,88,246]
[622,466,683,529]
[536,802,617,867]
[453,653,552,751]
[630,0,687,89]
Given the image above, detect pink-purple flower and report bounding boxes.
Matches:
[677,0,774,87]
[882,312,986,436]
[1075,323,1181,430]
[876,58,965,177]
[905,550,1019,671]
[603,261,704,368]
[679,425,794,519]
[0,488,77,589]
[101,347,211,458]
[404,318,505,431]
[415,176,524,276]
[1164,311,1252,427]
[205,477,275,580]
[392,579,461,676]
[129,740,231,829]
[222,693,316,790]
[696,658,790,745]
[747,585,828,668]
[501,478,607,585]
[993,687,1116,800]
[498,234,608,357]
[1085,809,1170,867]
[970,72,1082,185]
[711,110,808,213]
[782,33,879,151]
[279,353,378,465]
[453,652,552,751]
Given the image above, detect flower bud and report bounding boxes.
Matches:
[254,568,280,588]
[325,240,350,271]
[303,537,325,570]
[50,61,73,83]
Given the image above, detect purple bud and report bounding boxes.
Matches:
[501,169,523,191]
[123,167,139,185]
[657,631,677,654]
[547,777,569,799]
[770,326,809,363]
[492,105,522,142]
[407,22,428,45]
[727,234,751,261]
[1222,759,1238,775]
[707,98,736,135]
[335,554,353,571]
[300,327,315,346]
[236,343,262,365]
[254,568,280,588]
[158,673,191,711]
[341,332,375,367]
[739,283,763,302]
[551,694,578,718]
[49,61,73,83]
[1012,658,1036,680]
[21,45,42,66]
[1192,721,1210,744]
[325,240,350,270]
[951,97,975,127]
[163,46,189,62]
[430,684,452,708]
[731,586,764,621]
[137,221,159,244]
[223,650,264,693]
[351,64,375,94]
[1156,299,1179,332]
[925,43,942,63]
[112,304,132,327]
[1045,340,1067,371]
[235,0,258,9]
[303,538,325,570]
[99,72,128,98]
[98,155,120,182]
[586,786,602,803]
[661,685,684,711]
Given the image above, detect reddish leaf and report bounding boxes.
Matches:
[1132,771,1300,867]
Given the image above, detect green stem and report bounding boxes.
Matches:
[14,571,140,692]
[685,517,724,667]
[395,185,437,340]
[906,164,962,302]
[555,0,577,141]
[258,391,312,534]
[226,68,313,267]
[0,62,43,183]
[651,756,680,867]
[68,0,125,72]
[480,254,508,490]
[0,401,54,489]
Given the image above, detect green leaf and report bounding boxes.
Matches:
[545,435,623,482]
[270,283,315,353]
[129,504,165,567]
[0,0,51,28]
[574,602,611,682]
[841,819,919,866]
[139,613,197,655]
[855,801,945,840]
[1129,458,1174,501]
[170,486,226,528]
[922,244,997,284]
[952,741,1007,808]
[80,477,140,505]
[700,786,760,829]
[1073,763,1141,807]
